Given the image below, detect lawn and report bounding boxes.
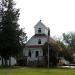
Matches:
[0,67,75,75]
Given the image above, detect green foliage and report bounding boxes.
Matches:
[63,32,75,48]
[55,40,73,63]
[0,0,26,66]
[42,42,60,67]
[62,32,75,62]
[42,39,73,66]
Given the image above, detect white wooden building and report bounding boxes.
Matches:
[23,20,53,63]
[0,56,16,66]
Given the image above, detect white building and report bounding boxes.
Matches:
[23,20,53,63]
[0,56,16,66]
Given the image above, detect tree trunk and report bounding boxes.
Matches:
[2,57,4,66]
[5,58,8,66]
[9,57,11,66]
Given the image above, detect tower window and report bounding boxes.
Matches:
[38,28,41,33]
[38,39,41,44]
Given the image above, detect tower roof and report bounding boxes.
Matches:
[34,20,48,30]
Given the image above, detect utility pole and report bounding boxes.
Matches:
[48,42,49,68]
[48,28,50,68]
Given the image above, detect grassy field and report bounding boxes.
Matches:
[0,67,75,75]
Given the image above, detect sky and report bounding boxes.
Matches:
[15,0,75,40]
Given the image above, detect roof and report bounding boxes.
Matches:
[25,34,48,46]
[34,20,48,30]
[34,34,48,38]
[25,34,54,47]
[25,20,54,47]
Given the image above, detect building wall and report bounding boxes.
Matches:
[0,56,16,66]
[23,48,43,61]
[24,21,49,62]
[26,37,47,45]
[24,48,43,57]
[10,57,16,65]
[34,23,48,35]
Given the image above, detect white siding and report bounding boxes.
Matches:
[34,21,48,35]
[26,37,47,45]
[10,57,16,65]
[0,56,16,66]
[35,26,48,35]
[24,48,43,61]
[23,20,50,61]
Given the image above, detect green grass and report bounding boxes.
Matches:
[0,67,75,75]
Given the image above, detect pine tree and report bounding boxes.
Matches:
[0,0,26,66]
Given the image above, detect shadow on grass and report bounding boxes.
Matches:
[0,65,75,70]
[0,65,26,69]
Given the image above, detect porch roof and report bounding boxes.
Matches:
[25,45,43,48]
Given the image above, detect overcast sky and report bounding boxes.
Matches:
[15,0,75,39]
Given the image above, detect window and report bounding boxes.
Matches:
[36,51,39,57]
[28,51,31,57]
[38,39,41,44]
[38,28,41,33]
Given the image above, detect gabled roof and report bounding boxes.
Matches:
[34,34,48,38]
[25,34,54,46]
[25,45,43,48]
[25,34,48,45]
[34,20,48,30]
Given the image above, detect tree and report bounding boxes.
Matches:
[56,40,73,63]
[62,32,75,62]
[42,39,73,67]
[63,32,75,48]
[42,42,60,67]
[0,0,26,66]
